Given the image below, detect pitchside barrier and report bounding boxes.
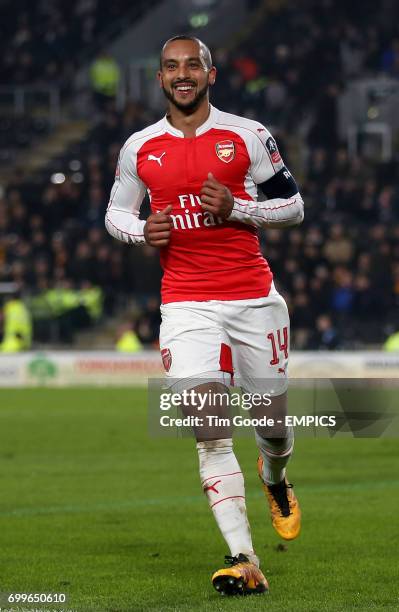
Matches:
[0,351,398,387]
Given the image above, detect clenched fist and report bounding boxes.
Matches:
[144,204,172,247]
[200,173,234,219]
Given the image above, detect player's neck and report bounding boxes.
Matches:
[167,101,211,138]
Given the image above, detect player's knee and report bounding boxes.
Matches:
[179,381,233,441]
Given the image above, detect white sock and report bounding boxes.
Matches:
[197,438,258,566]
[255,427,294,485]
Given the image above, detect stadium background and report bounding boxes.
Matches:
[0,1,398,611]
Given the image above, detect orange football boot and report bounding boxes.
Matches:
[212,553,268,596]
[257,456,301,540]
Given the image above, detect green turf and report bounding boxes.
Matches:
[0,388,398,612]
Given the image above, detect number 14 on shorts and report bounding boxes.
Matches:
[267,327,289,365]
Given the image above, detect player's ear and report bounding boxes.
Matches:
[208,66,216,86]
[157,71,163,88]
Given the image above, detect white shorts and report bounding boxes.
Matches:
[159,284,289,395]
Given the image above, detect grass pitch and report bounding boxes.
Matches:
[0,388,398,612]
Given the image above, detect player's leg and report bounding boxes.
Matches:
[252,391,294,483]
[254,397,300,541]
[197,431,255,561]
[160,302,265,594]
[225,289,301,540]
[173,376,255,560]
[188,383,268,594]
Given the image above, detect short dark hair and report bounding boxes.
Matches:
[160,35,213,71]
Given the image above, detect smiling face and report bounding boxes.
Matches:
[158,38,216,113]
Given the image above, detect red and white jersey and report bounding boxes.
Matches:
[106,105,303,304]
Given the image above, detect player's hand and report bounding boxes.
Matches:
[144,205,172,247]
[200,173,234,218]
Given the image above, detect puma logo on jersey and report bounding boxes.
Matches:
[148,152,166,166]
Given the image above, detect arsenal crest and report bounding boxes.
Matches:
[215,140,235,163]
[161,348,172,372]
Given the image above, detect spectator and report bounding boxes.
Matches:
[0,292,32,352]
[323,224,354,265]
[308,314,341,350]
[116,322,143,353]
[90,50,121,112]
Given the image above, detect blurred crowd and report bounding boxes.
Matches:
[0,0,158,88]
[1,0,399,349]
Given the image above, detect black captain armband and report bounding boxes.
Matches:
[258,166,299,200]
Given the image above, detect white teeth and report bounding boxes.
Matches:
[176,86,193,91]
